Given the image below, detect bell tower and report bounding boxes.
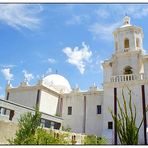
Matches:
[113,16,144,53]
[102,16,148,144]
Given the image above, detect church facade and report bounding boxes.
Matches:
[0,16,148,144]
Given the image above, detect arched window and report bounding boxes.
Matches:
[124,38,129,48]
[124,66,133,75]
[136,38,140,48]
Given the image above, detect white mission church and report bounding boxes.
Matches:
[0,16,148,144]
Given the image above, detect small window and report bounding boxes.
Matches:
[9,110,14,121]
[124,38,129,48]
[68,106,72,115]
[97,105,101,114]
[108,122,113,129]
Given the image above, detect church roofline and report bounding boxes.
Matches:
[6,83,61,96]
[63,89,104,97]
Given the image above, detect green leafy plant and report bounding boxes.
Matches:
[84,135,107,145]
[8,107,69,144]
[8,106,41,144]
[111,88,148,144]
[34,128,69,144]
[62,126,72,132]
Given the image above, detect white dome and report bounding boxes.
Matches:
[42,74,71,93]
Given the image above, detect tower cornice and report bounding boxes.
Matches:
[113,26,143,38]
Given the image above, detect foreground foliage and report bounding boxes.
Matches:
[8,107,107,145]
[8,107,69,144]
[9,107,41,144]
[84,135,107,145]
[111,88,148,144]
[33,128,69,144]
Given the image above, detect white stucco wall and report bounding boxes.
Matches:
[103,62,112,83]
[8,88,38,108]
[85,92,103,136]
[62,92,84,133]
[102,86,114,131]
[112,52,142,76]
[39,90,59,115]
[62,90,103,136]
[143,59,148,77]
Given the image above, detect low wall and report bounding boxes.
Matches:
[0,120,86,144]
[0,120,18,144]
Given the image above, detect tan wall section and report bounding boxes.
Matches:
[0,120,85,144]
[0,120,18,144]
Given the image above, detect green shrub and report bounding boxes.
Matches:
[9,106,41,144]
[8,107,69,144]
[34,128,69,144]
[84,135,107,145]
[62,126,72,132]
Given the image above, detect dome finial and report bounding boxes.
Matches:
[123,15,131,25]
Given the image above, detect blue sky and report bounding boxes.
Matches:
[0,4,148,97]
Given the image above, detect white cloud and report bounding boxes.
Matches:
[63,42,92,74]
[22,70,34,82]
[0,4,43,30]
[89,5,148,42]
[89,22,120,41]
[112,5,148,19]
[127,6,148,19]
[97,5,148,20]
[66,15,89,26]
[95,9,109,19]
[48,58,56,64]
[1,68,14,81]
[46,68,52,75]
[0,64,16,68]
